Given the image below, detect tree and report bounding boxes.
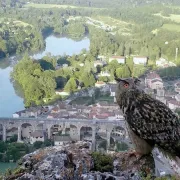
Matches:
[116,142,129,151]
[9,134,18,143]
[80,72,96,87]
[33,141,43,149]
[64,78,77,92]
[43,139,54,147]
[0,141,7,153]
[6,144,21,161]
[116,65,131,78]
[12,55,56,106]
[0,38,7,57]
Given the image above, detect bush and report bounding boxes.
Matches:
[91,152,113,172]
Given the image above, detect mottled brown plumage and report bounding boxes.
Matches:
[115,77,180,158]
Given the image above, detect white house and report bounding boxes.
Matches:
[30,130,45,144]
[109,84,117,97]
[150,79,164,90]
[175,94,180,102]
[167,100,180,110]
[62,64,69,67]
[133,56,148,65]
[94,60,106,67]
[111,127,126,138]
[79,63,84,67]
[54,135,72,146]
[13,107,41,118]
[97,55,106,60]
[156,58,176,68]
[145,72,163,89]
[55,90,70,96]
[156,88,166,104]
[109,56,125,64]
[95,81,106,87]
[175,82,180,94]
[13,110,25,118]
[99,71,111,77]
[109,84,117,103]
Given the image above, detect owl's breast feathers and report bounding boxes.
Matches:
[117,89,180,156]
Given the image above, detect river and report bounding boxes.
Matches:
[0,36,90,117]
[0,162,17,174]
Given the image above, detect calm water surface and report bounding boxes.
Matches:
[0,36,90,117]
[0,162,16,173]
[33,36,90,59]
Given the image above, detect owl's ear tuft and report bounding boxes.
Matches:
[115,78,129,84]
[134,78,141,84]
[115,78,122,82]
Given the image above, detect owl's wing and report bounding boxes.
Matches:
[126,91,180,155]
[126,121,153,154]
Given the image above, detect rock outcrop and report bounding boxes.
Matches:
[5,141,156,180]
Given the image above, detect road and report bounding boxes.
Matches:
[152,148,177,176]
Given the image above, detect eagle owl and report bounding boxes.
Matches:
[115,77,180,158]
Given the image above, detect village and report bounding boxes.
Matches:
[13,55,180,120]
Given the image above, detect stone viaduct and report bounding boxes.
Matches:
[0,117,128,151]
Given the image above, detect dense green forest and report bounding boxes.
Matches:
[0,138,53,162]
[1,0,180,62]
[0,18,44,57]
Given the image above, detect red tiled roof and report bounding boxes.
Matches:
[96,114,109,119]
[151,79,163,83]
[51,107,59,112]
[168,100,180,106]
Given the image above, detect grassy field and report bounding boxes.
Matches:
[0,18,31,27]
[154,13,180,23]
[13,20,31,27]
[93,16,132,35]
[169,14,180,23]
[25,3,77,9]
[162,23,180,32]
[25,3,105,10]
[94,16,130,27]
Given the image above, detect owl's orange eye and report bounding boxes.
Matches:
[123,83,129,88]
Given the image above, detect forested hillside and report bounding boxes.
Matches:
[21,0,180,8]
